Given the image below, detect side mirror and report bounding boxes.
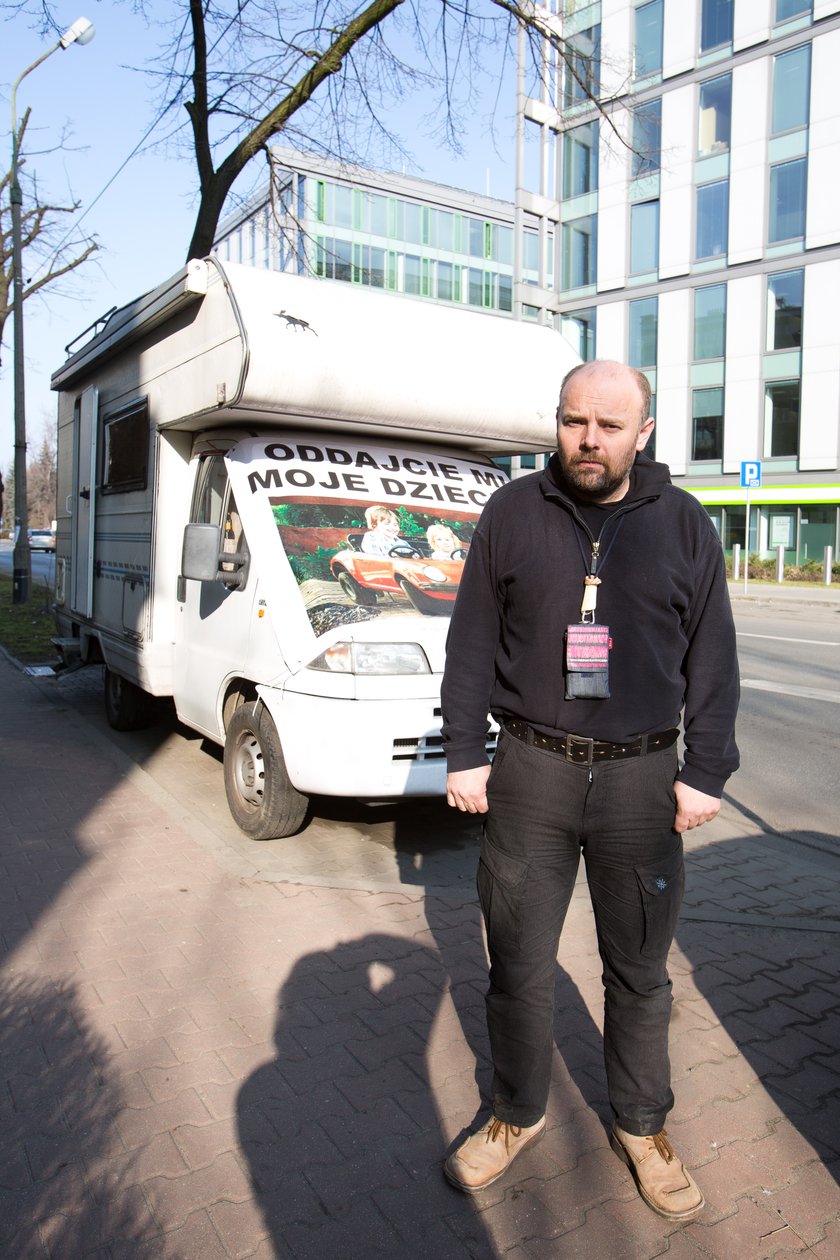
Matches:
[182,523,221,582]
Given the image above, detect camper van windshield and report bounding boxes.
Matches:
[229,434,508,638]
[272,498,480,636]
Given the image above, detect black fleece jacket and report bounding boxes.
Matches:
[441,452,740,797]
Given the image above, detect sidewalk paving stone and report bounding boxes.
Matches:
[2,653,840,1257]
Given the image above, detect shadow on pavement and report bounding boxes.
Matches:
[676,830,840,1191]
[238,934,500,1258]
[0,976,162,1259]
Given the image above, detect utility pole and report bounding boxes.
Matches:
[9,16,95,603]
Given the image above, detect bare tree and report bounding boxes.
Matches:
[0,109,98,369]
[26,425,56,527]
[4,1,616,263]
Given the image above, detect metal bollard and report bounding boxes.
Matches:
[776,544,785,582]
[826,545,835,587]
[732,543,741,582]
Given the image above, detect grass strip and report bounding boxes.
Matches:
[0,573,59,664]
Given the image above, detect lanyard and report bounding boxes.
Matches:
[572,513,626,622]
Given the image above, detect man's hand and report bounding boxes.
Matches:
[446,766,492,814]
[674,781,721,833]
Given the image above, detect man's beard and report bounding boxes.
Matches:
[557,449,636,501]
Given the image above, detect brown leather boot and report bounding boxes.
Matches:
[444,1116,546,1193]
[611,1125,704,1220]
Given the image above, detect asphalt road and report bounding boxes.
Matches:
[727,599,840,844]
[0,540,55,587]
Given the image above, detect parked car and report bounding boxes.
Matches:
[28,527,56,551]
[330,532,467,615]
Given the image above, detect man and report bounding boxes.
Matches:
[440,360,739,1220]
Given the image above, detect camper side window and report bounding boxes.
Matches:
[192,454,248,576]
[193,455,228,526]
[101,398,149,494]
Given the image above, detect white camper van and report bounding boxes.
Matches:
[52,258,578,838]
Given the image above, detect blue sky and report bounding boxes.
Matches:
[1,2,518,475]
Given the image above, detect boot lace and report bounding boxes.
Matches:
[651,1129,675,1163]
[486,1118,523,1152]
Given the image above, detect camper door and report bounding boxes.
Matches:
[69,386,98,617]
[175,452,253,737]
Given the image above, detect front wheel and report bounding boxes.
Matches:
[103,667,154,731]
[223,702,308,840]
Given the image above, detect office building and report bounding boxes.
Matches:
[518,0,840,562]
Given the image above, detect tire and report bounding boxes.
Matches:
[103,666,154,731]
[336,569,378,606]
[398,577,449,616]
[223,702,308,840]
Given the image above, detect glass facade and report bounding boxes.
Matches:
[692,387,725,460]
[634,0,664,78]
[696,181,729,259]
[776,0,812,21]
[701,0,733,52]
[769,158,807,242]
[561,308,597,361]
[220,174,517,316]
[772,45,811,134]
[630,200,660,273]
[632,99,662,177]
[766,269,804,350]
[563,122,599,198]
[564,26,601,109]
[629,297,658,369]
[562,216,597,289]
[694,284,727,359]
[698,74,732,155]
[764,380,801,457]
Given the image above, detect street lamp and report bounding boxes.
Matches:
[10,15,95,604]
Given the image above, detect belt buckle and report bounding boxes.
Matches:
[565,734,595,765]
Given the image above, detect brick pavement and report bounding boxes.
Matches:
[1,651,839,1259]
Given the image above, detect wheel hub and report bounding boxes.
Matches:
[233,732,265,808]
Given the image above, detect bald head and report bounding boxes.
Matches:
[554,358,656,502]
[558,360,652,430]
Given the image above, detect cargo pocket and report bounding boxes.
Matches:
[477,834,529,950]
[634,849,685,961]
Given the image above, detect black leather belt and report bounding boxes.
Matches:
[504,719,679,766]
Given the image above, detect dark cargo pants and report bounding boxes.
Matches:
[479,729,684,1136]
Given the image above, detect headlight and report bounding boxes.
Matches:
[420,565,448,583]
[309,641,432,675]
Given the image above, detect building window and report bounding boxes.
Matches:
[631,99,662,177]
[563,25,601,109]
[696,181,729,259]
[766,269,804,350]
[333,184,353,228]
[772,45,811,134]
[561,308,597,360]
[562,216,597,288]
[694,284,727,359]
[765,380,800,456]
[634,0,663,78]
[563,122,599,198]
[698,74,731,156]
[692,387,724,460]
[701,0,733,52]
[776,0,812,21]
[630,200,659,273]
[769,158,807,242]
[629,297,658,369]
